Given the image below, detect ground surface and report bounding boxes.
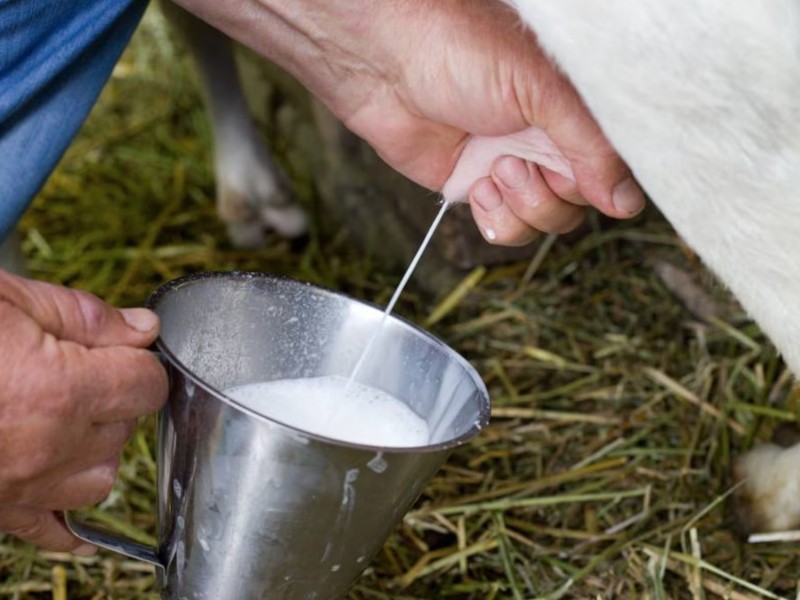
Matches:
[1,8,799,600]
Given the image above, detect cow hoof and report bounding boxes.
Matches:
[730,441,800,537]
[216,162,307,249]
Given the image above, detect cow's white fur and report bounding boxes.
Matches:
[510,0,800,375]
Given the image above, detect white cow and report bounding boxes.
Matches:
[514,0,800,378]
[507,0,800,535]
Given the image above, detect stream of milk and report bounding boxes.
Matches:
[346,200,450,385]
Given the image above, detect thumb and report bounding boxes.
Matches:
[536,82,646,219]
[0,269,159,348]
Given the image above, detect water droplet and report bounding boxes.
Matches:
[367,452,388,474]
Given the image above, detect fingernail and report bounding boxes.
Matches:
[121,308,159,333]
[72,543,98,557]
[612,178,645,215]
[495,157,530,189]
[472,180,503,211]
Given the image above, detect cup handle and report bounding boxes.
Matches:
[63,512,164,569]
[62,344,169,569]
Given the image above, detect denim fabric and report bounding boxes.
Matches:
[0,0,147,239]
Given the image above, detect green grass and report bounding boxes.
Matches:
[2,6,799,599]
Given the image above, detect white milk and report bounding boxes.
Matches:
[225,376,430,447]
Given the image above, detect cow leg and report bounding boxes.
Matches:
[161,2,306,248]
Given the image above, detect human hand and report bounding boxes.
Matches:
[0,270,167,553]
[172,0,644,245]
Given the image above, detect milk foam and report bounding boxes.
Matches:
[224,376,430,447]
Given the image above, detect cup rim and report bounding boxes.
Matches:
[146,270,491,453]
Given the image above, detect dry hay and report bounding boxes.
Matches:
[2,7,798,600]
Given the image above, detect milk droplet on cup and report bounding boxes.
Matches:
[224,376,430,448]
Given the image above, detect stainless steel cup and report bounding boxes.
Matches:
[66,271,490,599]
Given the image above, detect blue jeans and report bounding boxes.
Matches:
[0,0,147,240]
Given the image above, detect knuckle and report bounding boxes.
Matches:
[469,178,503,213]
[72,290,109,335]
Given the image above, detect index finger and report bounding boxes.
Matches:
[0,270,160,349]
[69,344,168,423]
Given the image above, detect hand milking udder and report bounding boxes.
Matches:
[443,122,641,247]
[301,0,646,247]
[448,71,646,247]
[442,7,643,244]
[170,0,645,245]
[365,1,646,246]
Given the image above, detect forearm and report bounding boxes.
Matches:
[168,0,404,121]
